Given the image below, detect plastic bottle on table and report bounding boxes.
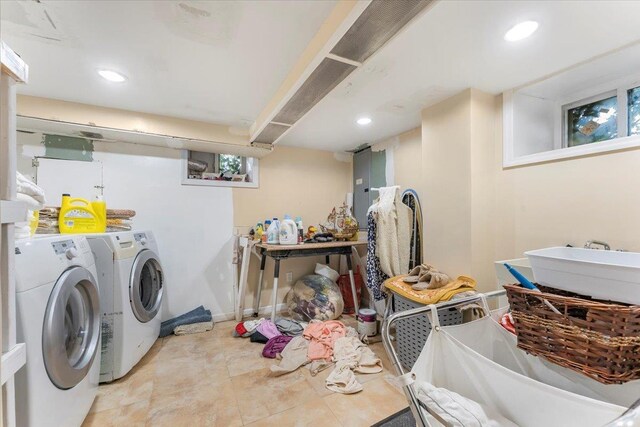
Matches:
[295,216,304,244]
[267,218,280,244]
[279,214,298,245]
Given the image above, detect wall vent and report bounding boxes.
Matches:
[251,0,433,146]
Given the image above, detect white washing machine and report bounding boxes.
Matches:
[86,231,163,382]
[15,235,101,427]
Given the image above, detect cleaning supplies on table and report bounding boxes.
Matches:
[267,217,280,244]
[279,214,297,245]
[262,220,271,243]
[295,216,304,244]
[58,194,107,234]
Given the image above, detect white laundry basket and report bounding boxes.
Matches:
[392,293,463,370]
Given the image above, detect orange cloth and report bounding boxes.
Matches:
[303,320,346,361]
[383,275,476,305]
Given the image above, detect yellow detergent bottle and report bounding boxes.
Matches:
[59,194,107,234]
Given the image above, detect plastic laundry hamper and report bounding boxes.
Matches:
[392,293,463,369]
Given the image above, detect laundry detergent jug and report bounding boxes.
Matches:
[58,194,107,234]
[266,218,280,244]
[279,215,298,245]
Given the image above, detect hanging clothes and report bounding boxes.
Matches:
[366,186,412,301]
[366,211,388,301]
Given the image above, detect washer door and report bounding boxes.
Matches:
[42,266,101,390]
[129,249,163,323]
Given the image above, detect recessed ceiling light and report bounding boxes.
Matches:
[356,117,372,126]
[98,69,127,83]
[504,21,538,42]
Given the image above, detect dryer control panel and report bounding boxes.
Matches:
[51,239,76,255]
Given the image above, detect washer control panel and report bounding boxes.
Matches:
[51,239,76,256]
[134,232,148,246]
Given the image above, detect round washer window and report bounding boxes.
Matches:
[43,267,100,390]
[130,250,163,323]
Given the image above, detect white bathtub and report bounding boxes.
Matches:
[525,247,640,305]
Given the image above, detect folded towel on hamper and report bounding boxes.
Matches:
[159,305,212,337]
[383,275,476,305]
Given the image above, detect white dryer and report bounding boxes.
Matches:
[15,235,101,427]
[86,231,163,382]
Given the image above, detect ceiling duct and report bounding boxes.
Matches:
[252,122,291,144]
[330,0,433,63]
[251,0,433,146]
[272,58,357,125]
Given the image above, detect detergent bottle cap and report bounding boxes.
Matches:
[273,217,278,221]
[62,193,70,197]
[284,214,291,220]
[295,216,301,221]
[265,220,272,225]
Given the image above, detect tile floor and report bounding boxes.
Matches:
[83,316,408,427]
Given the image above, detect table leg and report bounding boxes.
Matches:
[325,255,330,265]
[346,254,359,316]
[253,252,267,317]
[271,258,281,321]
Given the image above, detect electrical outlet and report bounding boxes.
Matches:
[286,272,293,283]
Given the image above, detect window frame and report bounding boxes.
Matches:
[503,73,640,168]
[181,150,259,188]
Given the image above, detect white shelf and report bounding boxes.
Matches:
[1,200,27,224]
[1,343,26,386]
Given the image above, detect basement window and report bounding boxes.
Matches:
[564,92,618,147]
[181,150,259,188]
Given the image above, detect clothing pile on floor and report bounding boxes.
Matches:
[36,206,136,233]
[234,318,383,394]
[15,172,46,239]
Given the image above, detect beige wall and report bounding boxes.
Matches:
[234,145,353,310]
[391,88,640,293]
[494,103,640,257]
[392,127,422,192]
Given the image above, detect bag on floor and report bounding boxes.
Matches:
[285,274,344,321]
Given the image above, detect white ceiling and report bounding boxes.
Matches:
[279,0,640,151]
[3,1,640,152]
[0,0,337,128]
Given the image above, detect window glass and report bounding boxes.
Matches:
[628,86,640,136]
[218,154,242,174]
[567,95,617,147]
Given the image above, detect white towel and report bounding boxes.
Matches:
[416,382,518,427]
[16,172,46,208]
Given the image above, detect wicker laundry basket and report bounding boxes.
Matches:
[505,284,640,384]
[392,293,463,370]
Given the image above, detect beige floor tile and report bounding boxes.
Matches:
[323,377,408,427]
[90,362,154,413]
[83,400,149,427]
[245,399,341,427]
[230,368,321,425]
[301,364,335,397]
[153,352,228,396]
[147,380,242,427]
[223,340,273,377]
